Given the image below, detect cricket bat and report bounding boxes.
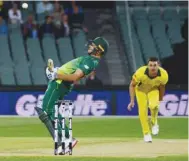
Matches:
[47,59,54,72]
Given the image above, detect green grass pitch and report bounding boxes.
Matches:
[0,117,187,161]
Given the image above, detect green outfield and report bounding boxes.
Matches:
[0,117,187,161]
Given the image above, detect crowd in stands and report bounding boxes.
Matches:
[0,1,88,40]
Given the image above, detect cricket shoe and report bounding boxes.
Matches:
[144,134,152,143]
[58,138,78,155]
[152,124,159,135]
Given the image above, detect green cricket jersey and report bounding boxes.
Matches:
[56,55,100,89]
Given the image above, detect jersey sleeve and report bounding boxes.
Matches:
[78,59,94,76]
[132,68,142,84]
[161,70,169,85]
[56,67,63,75]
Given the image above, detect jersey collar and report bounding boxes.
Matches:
[145,68,161,79]
[90,55,100,61]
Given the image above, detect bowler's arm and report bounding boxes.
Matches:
[129,79,137,103]
[56,69,84,82]
[159,71,168,101]
[159,85,165,101]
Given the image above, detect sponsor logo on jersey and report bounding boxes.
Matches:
[84,65,89,69]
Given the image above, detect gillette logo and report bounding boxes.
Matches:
[15,94,108,116]
[73,94,108,116]
[159,94,188,116]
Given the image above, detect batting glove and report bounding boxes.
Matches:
[46,67,59,81]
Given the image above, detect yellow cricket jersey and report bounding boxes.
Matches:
[132,66,168,93]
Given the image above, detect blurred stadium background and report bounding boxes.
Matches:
[0,1,188,160]
[0,0,187,117]
[0,0,187,86]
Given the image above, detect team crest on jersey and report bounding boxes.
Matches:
[84,65,89,69]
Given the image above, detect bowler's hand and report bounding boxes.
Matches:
[127,101,135,111]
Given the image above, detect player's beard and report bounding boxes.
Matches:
[88,48,98,56]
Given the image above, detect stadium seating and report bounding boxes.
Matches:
[179,8,188,25]
[131,33,145,66]
[136,19,159,60]
[132,8,147,20]
[129,1,144,7]
[151,20,174,58]
[15,63,32,85]
[117,7,145,69]
[0,28,88,85]
[30,65,47,85]
[145,1,160,6]
[128,1,187,7]
[166,21,184,44]
[161,1,180,6]
[0,35,13,67]
[0,67,16,85]
[57,37,74,64]
[0,1,187,85]
[148,8,162,21]
[42,37,61,66]
[163,8,184,44]
[9,24,31,85]
[8,23,22,34]
[9,29,27,65]
[163,8,180,21]
[116,2,186,70]
[26,38,44,67]
[72,31,87,57]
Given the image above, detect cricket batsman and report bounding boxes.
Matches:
[35,37,109,153]
[127,57,168,143]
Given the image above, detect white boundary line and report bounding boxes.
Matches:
[0,115,187,118]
